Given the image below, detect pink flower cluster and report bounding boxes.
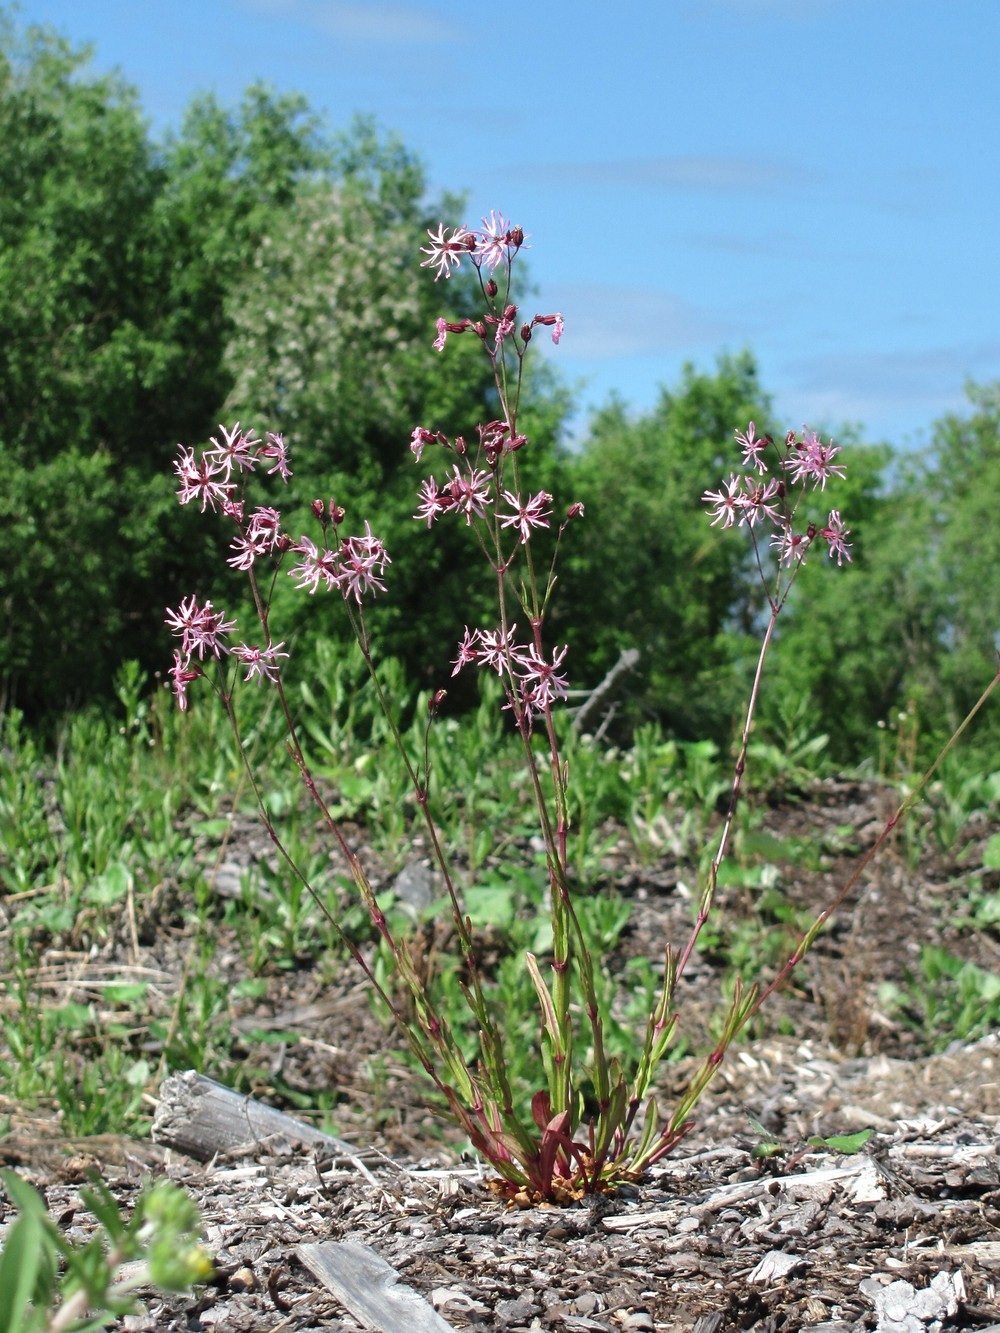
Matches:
[413,468,553,541]
[432,310,564,355]
[174,423,291,513]
[410,424,554,543]
[420,210,527,281]
[702,423,852,567]
[164,594,288,708]
[167,427,391,708]
[288,521,391,603]
[420,212,563,356]
[452,624,570,727]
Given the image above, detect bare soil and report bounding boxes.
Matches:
[2,778,999,1331]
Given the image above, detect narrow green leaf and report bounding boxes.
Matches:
[807,1127,873,1154]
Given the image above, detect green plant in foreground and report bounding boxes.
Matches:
[162,216,1000,1202]
[0,1172,210,1333]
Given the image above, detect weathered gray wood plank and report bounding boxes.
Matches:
[152,1070,367,1165]
[297,1240,457,1333]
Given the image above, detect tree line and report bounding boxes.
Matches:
[2,14,997,766]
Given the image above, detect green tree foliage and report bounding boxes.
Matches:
[0,15,533,716]
[0,24,159,463]
[928,381,1000,735]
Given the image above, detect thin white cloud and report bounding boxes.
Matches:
[546,282,734,361]
[512,155,821,195]
[777,343,1000,438]
[692,0,844,17]
[680,228,813,260]
[238,0,462,44]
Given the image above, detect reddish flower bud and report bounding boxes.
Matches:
[503,304,517,323]
[311,498,326,520]
[330,503,346,525]
[806,522,817,540]
[486,278,498,298]
[567,501,585,520]
[429,688,447,714]
[511,225,524,248]
[454,435,467,456]
[520,323,532,342]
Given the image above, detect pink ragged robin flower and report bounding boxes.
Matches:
[414,476,453,527]
[420,223,471,281]
[410,427,446,463]
[770,525,809,568]
[820,509,852,565]
[287,535,342,594]
[511,642,570,711]
[738,477,782,529]
[165,596,237,661]
[174,447,232,513]
[475,624,519,676]
[451,625,479,676]
[230,640,289,685]
[258,431,293,481]
[444,464,492,526]
[168,650,201,711]
[531,312,564,345]
[227,532,270,571]
[247,506,283,549]
[204,422,260,475]
[338,522,391,603]
[702,474,745,529]
[475,210,513,274]
[432,317,473,351]
[500,490,553,544]
[736,422,770,474]
[785,430,847,490]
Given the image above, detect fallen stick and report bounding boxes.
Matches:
[152,1070,373,1173]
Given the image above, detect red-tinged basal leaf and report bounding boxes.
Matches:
[537,1109,575,1191]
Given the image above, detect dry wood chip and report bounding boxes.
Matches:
[297,1240,458,1333]
[747,1249,808,1285]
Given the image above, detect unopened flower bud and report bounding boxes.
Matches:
[521,323,532,342]
[311,498,326,520]
[511,225,524,248]
[330,502,346,525]
[277,533,294,552]
[473,322,487,340]
[567,501,585,520]
[503,304,517,323]
[429,689,447,714]
[454,435,467,456]
[806,522,817,540]
[486,278,498,298]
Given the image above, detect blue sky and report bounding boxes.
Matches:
[16,0,1000,448]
